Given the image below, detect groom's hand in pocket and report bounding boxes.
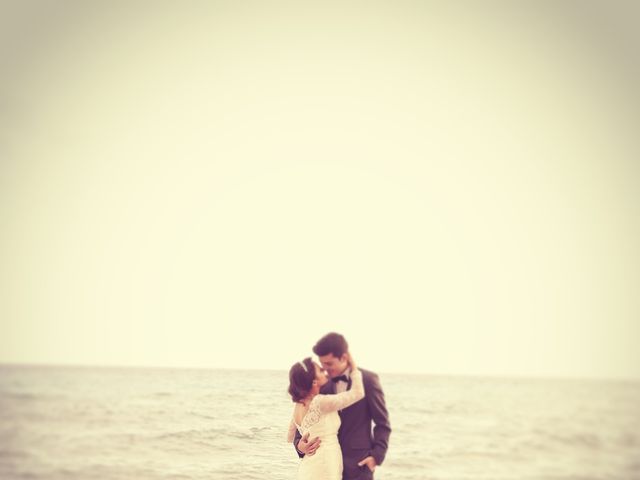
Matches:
[297,432,321,456]
[358,456,377,472]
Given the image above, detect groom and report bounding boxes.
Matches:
[294,332,391,479]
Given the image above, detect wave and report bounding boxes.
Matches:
[155,427,260,442]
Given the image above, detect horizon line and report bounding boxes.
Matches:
[1,360,638,384]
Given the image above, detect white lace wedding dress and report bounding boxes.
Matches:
[287,369,365,480]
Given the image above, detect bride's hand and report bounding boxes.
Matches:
[346,352,357,372]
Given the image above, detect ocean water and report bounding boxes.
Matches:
[0,365,639,480]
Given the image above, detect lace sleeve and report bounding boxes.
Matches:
[299,399,322,434]
[316,369,365,413]
[287,417,297,442]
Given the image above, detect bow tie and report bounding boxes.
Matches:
[331,375,349,383]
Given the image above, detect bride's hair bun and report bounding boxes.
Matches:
[288,357,315,402]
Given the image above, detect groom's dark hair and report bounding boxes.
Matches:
[313,332,349,358]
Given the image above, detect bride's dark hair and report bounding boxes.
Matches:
[288,357,315,403]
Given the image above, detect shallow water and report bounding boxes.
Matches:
[1,365,639,479]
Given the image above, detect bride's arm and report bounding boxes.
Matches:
[316,368,364,413]
[317,353,364,413]
[286,417,297,442]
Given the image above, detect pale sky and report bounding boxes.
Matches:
[1,1,639,380]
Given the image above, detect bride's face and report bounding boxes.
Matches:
[313,362,329,387]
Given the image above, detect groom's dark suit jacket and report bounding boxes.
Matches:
[294,368,391,480]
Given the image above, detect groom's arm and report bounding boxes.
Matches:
[366,372,391,465]
[293,429,321,458]
[293,428,304,458]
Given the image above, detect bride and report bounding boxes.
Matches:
[287,353,364,480]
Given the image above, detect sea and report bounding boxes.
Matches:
[0,364,639,480]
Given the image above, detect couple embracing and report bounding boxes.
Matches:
[287,332,391,480]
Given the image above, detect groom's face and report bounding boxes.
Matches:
[318,353,348,378]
